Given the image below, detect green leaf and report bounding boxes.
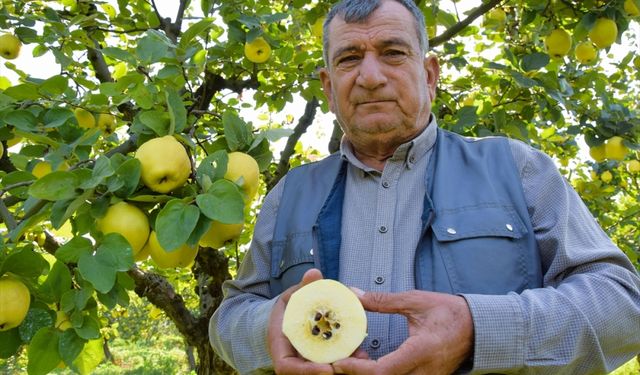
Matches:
[196,180,244,224]
[19,308,54,343]
[139,109,170,135]
[521,53,549,72]
[510,71,538,88]
[77,233,133,293]
[223,111,252,151]
[155,199,200,251]
[3,83,40,101]
[29,171,80,201]
[1,171,35,199]
[39,75,69,97]
[88,155,115,188]
[74,315,100,340]
[179,18,214,49]
[50,190,93,229]
[113,158,141,198]
[27,328,61,375]
[40,261,72,303]
[1,248,49,279]
[4,110,38,131]
[55,237,93,264]
[165,88,186,134]
[0,328,22,359]
[72,338,104,375]
[101,47,137,65]
[136,33,169,64]
[453,106,479,133]
[59,330,85,368]
[43,107,74,128]
[195,150,228,187]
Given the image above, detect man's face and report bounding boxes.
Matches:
[320,0,439,149]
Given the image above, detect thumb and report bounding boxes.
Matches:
[281,268,324,303]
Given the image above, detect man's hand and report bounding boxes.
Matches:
[267,268,335,375]
[332,290,474,375]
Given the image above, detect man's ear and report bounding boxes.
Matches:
[319,67,335,113]
[423,55,440,99]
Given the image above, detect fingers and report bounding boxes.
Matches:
[274,357,333,375]
[332,357,379,375]
[358,290,422,315]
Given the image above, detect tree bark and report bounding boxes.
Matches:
[195,342,237,375]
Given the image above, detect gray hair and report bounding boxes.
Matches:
[322,0,429,67]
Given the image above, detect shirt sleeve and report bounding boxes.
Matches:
[208,177,286,375]
[463,140,640,374]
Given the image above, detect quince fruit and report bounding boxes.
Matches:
[625,0,640,17]
[604,136,629,161]
[145,231,198,269]
[627,160,640,173]
[589,18,617,49]
[136,135,192,194]
[600,170,613,183]
[0,34,21,60]
[225,152,260,201]
[96,113,117,134]
[575,42,597,64]
[199,221,244,249]
[98,201,150,255]
[244,37,271,64]
[545,29,571,58]
[32,160,69,179]
[0,276,30,331]
[282,279,367,364]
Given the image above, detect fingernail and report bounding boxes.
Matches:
[332,365,344,373]
[350,287,365,296]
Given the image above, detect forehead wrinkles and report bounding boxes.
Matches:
[328,19,418,60]
[327,2,420,60]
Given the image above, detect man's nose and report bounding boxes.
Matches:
[355,53,387,89]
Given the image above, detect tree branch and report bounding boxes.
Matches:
[129,267,201,345]
[190,71,259,113]
[429,0,503,48]
[266,97,319,191]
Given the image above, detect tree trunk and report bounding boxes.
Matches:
[196,342,237,375]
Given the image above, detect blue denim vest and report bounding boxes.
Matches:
[269,129,542,295]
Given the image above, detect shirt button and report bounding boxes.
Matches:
[370,339,380,349]
[409,155,416,163]
[506,224,514,232]
[447,228,457,235]
[382,180,390,188]
[374,276,385,284]
[379,226,388,233]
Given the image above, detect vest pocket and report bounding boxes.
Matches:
[270,231,315,289]
[431,204,529,294]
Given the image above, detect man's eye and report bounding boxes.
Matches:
[385,50,406,57]
[337,55,360,66]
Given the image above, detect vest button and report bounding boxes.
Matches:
[370,339,380,349]
[374,276,385,284]
[379,226,388,233]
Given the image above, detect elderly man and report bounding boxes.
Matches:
[210,0,640,374]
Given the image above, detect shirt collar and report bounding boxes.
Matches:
[340,115,438,173]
